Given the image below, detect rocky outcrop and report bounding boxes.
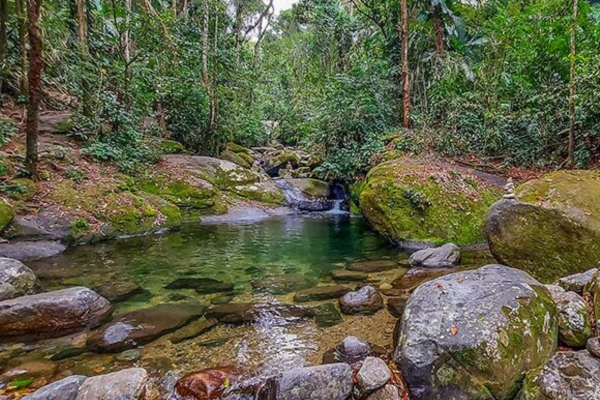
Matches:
[409,243,460,268]
[77,368,148,400]
[518,351,600,400]
[395,265,558,400]
[338,286,384,315]
[358,158,502,246]
[0,257,37,300]
[87,303,207,352]
[0,287,112,340]
[485,170,600,282]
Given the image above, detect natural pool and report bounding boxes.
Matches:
[1,214,494,393]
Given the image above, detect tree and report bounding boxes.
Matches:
[25,0,43,176]
[0,0,7,100]
[16,0,28,97]
[567,0,579,167]
[400,0,410,128]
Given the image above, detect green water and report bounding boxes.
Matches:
[30,215,402,313]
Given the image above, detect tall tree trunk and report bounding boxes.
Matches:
[200,0,214,155]
[431,4,444,59]
[400,0,411,128]
[0,0,7,100]
[26,0,43,177]
[16,0,28,97]
[567,0,578,167]
[201,0,209,86]
[76,0,88,52]
[123,0,132,108]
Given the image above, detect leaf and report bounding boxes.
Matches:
[451,326,459,336]
[7,378,34,389]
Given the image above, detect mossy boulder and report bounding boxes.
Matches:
[284,178,330,198]
[232,181,285,204]
[485,170,600,283]
[1,178,37,201]
[395,265,558,400]
[220,150,252,169]
[160,140,185,154]
[140,176,218,211]
[359,159,503,246]
[224,142,251,153]
[265,151,300,176]
[0,199,14,233]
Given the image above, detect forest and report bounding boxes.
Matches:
[1,0,599,180]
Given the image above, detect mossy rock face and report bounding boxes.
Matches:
[359,159,502,246]
[1,178,37,201]
[395,265,558,400]
[140,176,218,211]
[0,199,15,233]
[220,150,252,169]
[232,181,285,204]
[285,178,330,198]
[160,140,185,154]
[225,142,251,154]
[265,151,301,176]
[485,170,600,283]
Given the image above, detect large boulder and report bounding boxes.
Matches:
[0,257,37,299]
[22,375,87,400]
[0,287,112,340]
[284,178,330,198]
[87,303,206,353]
[485,170,600,282]
[76,368,148,400]
[394,265,558,400]
[518,351,600,400]
[358,159,502,246]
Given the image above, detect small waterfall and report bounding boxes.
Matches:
[327,199,347,215]
[326,182,349,214]
[275,180,333,212]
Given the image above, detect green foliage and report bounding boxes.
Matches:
[0,119,17,146]
[64,166,86,183]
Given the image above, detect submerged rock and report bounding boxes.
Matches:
[518,351,600,400]
[262,363,353,400]
[293,285,352,302]
[0,257,37,299]
[322,336,386,366]
[0,287,112,340]
[164,277,234,294]
[331,269,369,282]
[206,303,315,324]
[22,375,87,400]
[0,359,57,385]
[170,318,218,344]
[176,366,240,400]
[347,260,397,273]
[77,368,148,400]
[485,170,600,282]
[408,243,460,268]
[94,280,144,302]
[87,303,207,353]
[251,274,315,295]
[391,268,450,292]
[395,265,558,400]
[358,159,502,246]
[338,286,383,315]
[314,302,343,328]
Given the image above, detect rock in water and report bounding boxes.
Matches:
[408,244,460,268]
[206,303,315,324]
[395,265,558,400]
[263,363,353,400]
[0,257,37,299]
[518,351,600,400]
[339,286,383,315]
[93,280,144,302]
[164,277,234,294]
[357,357,391,393]
[485,170,600,282]
[331,270,369,282]
[176,366,240,399]
[293,285,352,302]
[347,260,397,273]
[87,303,206,352]
[170,318,218,344]
[357,159,502,246]
[77,368,148,400]
[0,287,112,340]
[22,375,87,400]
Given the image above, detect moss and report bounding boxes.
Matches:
[1,178,37,201]
[212,163,260,189]
[359,160,501,245]
[140,178,217,210]
[56,120,74,133]
[0,199,15,233]
[286,178,329,198]
[160,139,185,154]
[232,183,286,204]
[220,150,252,169]
[225,142,250,153]
[268,151,300,169]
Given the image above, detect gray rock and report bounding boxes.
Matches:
[386,296,408,319]
[76,368,148,400]
[357,357,391,393]
[587,337,600,359]
[519,351,600,400]
[22,375,87,400]
[265,363,353,400]
[322,336,386,366]
[0,257,37,298]
[0,241,67,261]
[293,285,352,302]
[367,385,401,400]
[0,287,112,340]
[87,303,207,353]
[0,283,16,301]
[339,286,383,315]
[116,349,141,362]
[557,268,598,294]
[408,243,460,268]
[395,265,558,400]
[555,291,593,347]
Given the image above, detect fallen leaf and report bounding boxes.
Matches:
[451,326,459,336]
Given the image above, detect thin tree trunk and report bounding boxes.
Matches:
[401,0,411,128]
[200,0,213,155]
[16,0,28,97]
[123,0,132,108]
[567,0,578,167]
[0,0,7,99]
[26,0,43,177]
[431,4,444,59]
[76,0,88,52]
[201,0,209,86]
